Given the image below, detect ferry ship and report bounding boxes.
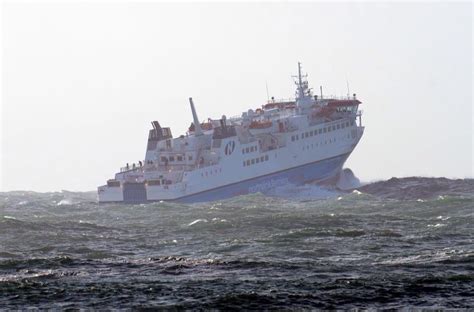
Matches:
[98,63,364,203]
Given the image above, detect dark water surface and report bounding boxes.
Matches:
[0,177,473,309]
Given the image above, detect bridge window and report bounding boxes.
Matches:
[251,159,255,165]
[246,160,251,166]
[243,161,246,167]
[177,156,183,161]
[169,156,175,161]
[337,124,340,130]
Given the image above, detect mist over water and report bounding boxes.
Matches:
[0,177,473,309]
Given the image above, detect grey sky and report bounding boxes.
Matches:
[2,2,472,192]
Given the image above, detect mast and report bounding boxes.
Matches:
[296,62,305,100]
[294,62,311,105]
[298,62,303,88]
[189,97,203,136]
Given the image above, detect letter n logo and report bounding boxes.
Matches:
[224,141,235,155]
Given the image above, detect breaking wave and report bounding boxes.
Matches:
[357,176,473,200]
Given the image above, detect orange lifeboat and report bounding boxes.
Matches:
[315,106,336,118]
[264,101,295,110]
[201,122,213,130]
[188,122,213,132]
[249,120,273,129]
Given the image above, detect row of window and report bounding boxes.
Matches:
[147,179,172,186]
[242,145,258,154]
[160,155,192,162]
[291,120,354,142]
[243,154,269,167]
[301,134,352,151]
[201,168,222,177]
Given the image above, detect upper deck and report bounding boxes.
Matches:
[112,63,363,186]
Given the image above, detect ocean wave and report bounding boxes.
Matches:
[357,177,474,200]
[0,177,473,308]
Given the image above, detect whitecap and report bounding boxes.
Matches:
[188,219,208,226]
[352,190,362,195]
[3,215,16,220]
[211,218,228,223]
[428,223,446,228]
[57,199,73,206]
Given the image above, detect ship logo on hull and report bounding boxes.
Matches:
[224,141,235,155]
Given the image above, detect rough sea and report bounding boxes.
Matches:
[1,176,473,309]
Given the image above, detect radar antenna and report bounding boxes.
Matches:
[292,62,311,101]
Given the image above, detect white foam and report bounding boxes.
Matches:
[336,168,361,190]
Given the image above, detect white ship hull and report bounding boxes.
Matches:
[98,123,364,203]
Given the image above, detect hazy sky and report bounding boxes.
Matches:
[1,1,473,192]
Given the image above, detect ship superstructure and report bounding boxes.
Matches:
[98,63,364,203]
